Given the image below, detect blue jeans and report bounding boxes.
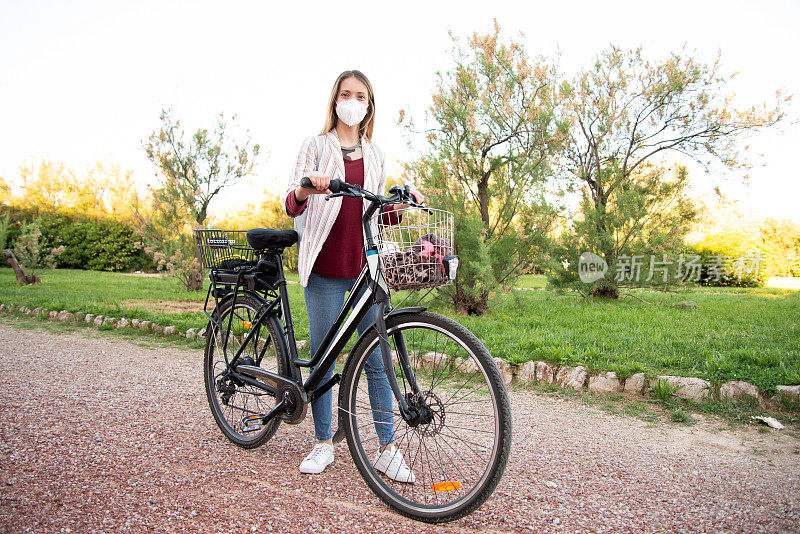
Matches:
[305,273,395,445]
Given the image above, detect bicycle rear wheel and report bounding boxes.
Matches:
[204,292,288,448]
[340,311,512,523]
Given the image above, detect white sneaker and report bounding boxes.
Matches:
[373,445,415,483]
[299,443,335,474]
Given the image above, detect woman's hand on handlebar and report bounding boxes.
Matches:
[295,172,331,203]
[395,187,425,211]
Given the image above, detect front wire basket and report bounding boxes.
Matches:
[375,206,455,291]
[194,229,258,270]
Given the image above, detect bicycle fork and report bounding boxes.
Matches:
[374,301,437,428]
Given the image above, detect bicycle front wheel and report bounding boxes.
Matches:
[204,292,288,449]
[340,311,512,523]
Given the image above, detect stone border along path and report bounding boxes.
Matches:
[1,301,798,412]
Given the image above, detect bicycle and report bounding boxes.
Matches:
[194,178,512,523]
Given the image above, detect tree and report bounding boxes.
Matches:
[75,162,141,221]
[689,193,800,280]
[17,160,76,212]
[135,194,203,290]
[0,177,11,205]
[142,109,261,290]
[10,159,141,221]
[144,109,260,228]
[0,212,9,250]
[553,163,697,295]
[2,219,64,285]
[553,46,787,295]
[404,22,565,314]
[759,218,800,277]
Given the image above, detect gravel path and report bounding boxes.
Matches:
[1,319,798,533]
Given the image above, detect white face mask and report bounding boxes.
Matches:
[336,99,368,127]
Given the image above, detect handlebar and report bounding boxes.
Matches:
[299,176,349,194]
[299,176,429,258]
[299,176,421,208]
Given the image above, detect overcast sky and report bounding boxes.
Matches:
[1,0,797,221]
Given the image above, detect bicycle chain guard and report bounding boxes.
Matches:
[233,364,308,424]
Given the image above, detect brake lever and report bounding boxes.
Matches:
[386,196,427,210]
[325,191,364,201]
[411,203,433,213]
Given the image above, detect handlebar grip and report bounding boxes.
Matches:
[300,176,346,193]
[327,179,346,193]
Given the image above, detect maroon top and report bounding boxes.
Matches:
[285,156,402,279]
[313,158,366,278]
[285,184,310,218]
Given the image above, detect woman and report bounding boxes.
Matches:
[285,70,422,481]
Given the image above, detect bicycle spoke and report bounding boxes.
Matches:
[205,294,286,448]
[440,367,483,407]
[437,426,493,460]
[438,410,494,417]
[441,398,492,406]
[342,312,510,522]
[432,429,481,479]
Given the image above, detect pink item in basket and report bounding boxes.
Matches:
[382,233,452,290]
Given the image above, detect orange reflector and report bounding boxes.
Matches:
[241,321,253,329]
[432,481,462,492]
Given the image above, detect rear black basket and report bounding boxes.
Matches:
[194,229,257,269]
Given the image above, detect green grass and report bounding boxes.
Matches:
[437,285,800,393]
[2,267,799,393]
[514,274,549,289]
[650,378,679,401]
[668,408,695,424]
[0,268,309,341]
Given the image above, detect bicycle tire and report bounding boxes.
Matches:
[204,292,288,449]
[339,311,512,523]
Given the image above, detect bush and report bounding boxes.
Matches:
[691,245,767,287]
[0,212,10,250]
[0,206,153,272]
[84,220,151,271]
[146,242,202,291]
[13,219,64,274]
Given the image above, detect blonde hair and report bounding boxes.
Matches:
[320,70,375,141]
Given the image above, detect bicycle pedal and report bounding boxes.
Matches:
[241,416,262,433]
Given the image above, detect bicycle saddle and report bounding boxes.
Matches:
[246,228,298,250]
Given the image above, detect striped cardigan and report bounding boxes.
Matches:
[285,130,387,287]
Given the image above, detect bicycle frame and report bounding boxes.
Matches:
[209,195,423,426]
